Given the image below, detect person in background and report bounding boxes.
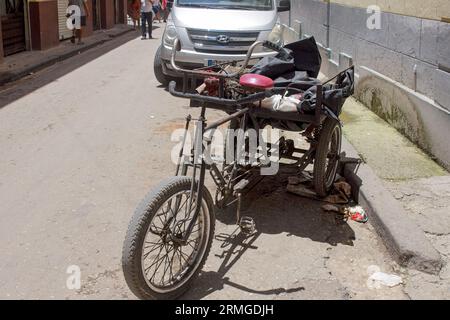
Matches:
[128,0,141,30]
[140,0,154,39]
[156,0,164,23]
[163,0,174,23]
[161,0,167,18]
[68,0,90,45]
[152,0,161,23]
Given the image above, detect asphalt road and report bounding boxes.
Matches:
[0,26,407,299]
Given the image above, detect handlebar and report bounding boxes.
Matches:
[168,80,285,106]
[170,38,291,79]
[261,40,291,60]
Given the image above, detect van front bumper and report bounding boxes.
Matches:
[160,44,275,77]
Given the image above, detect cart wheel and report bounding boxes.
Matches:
[122,177,215,300]
[313,118,342,197]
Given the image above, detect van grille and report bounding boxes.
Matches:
[187,29,259,54]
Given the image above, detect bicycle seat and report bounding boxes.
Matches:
[239,74,274,90]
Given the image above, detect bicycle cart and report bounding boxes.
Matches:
[122,37,355,300]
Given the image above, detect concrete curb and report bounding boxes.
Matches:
[341,137,443,275]
[0,28,134,86]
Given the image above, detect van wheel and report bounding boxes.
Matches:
[154,46,169,86]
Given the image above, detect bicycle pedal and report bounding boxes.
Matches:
[239,216,256,234]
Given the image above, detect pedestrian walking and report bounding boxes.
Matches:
[161,0,167,20]
[153,0,162,23]
[140,0,154,39]
[67,0,90,45]
[128,0,141,30]
[163,0,174,22]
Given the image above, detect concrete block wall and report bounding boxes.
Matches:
[291,1,450,103]
[0,17,3,62]
[287,0,450,170]
[329,0,450,21]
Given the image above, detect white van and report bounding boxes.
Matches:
[154,0,291,85]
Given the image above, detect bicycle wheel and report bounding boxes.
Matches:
[122,176,215,300]
[313,118,342,197]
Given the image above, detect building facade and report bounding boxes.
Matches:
[282,0,450,170]
[0,0,128,63]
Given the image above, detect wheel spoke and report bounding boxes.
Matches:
[149,244,174,282]
[190,223,200,234]
[155,210,167,228]
[143,239,164,258]
[178,194,191,217]
[187,240,197,250]
[144,244,166,275]
[168,248,176,283]
[161,244,177,285]
[178,247,192,265]
[160,254,171,285]
[149,223,164,235]
[176,246,183,272]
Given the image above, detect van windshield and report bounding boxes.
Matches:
[176,0,273,11]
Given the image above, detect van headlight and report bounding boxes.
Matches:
[163,25,178,47]
[267,23,283,46]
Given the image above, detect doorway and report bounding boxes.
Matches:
[1,0,26,56]
[114,0,120,24]
[92,0,101,30]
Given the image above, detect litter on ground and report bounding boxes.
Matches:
[366,265,403,289]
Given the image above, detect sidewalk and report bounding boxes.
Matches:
[0,25,135,86]
[341,98,450,299]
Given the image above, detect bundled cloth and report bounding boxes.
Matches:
[250,37,322,84]
[250,37,354,117]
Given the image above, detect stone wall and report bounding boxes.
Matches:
[0,17,3,62]
[285,0,450,169]
[329,0,450,21]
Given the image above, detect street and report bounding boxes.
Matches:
[0,26,409,300]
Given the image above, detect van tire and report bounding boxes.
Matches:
[154,46,169,86]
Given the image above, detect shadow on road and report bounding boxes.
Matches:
[0,28,159,110]
[184,229,306,299]
[218,166,356,245]
[183,166,356,299]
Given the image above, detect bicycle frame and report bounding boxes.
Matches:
[167,38,354,240]
[172,104,326,242]
[173,105,251,241]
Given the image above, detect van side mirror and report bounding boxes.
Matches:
[277,0,291,12]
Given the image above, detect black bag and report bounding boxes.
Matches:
[250,37,322,81]
[284,37,322,78]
